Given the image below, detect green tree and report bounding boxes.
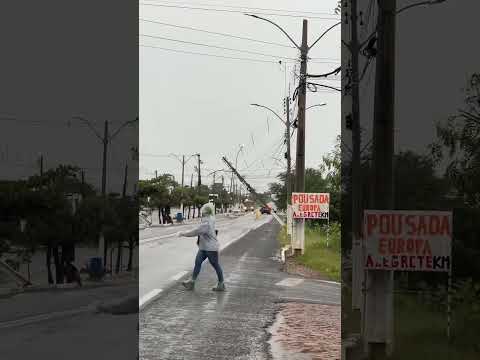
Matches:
[430,72,480,279]
[432,73,480,207]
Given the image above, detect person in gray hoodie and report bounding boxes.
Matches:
[178,202,225,291]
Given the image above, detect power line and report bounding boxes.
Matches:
[0,118,130,126]
[148,0,338,16]
[140,18,295,49]
[139,2,341,20]
[140,153,172,158]
[140,44,288,64]
[140,34,299,61]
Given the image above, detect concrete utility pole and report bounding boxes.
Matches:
[285,96,292,207]
[39,154,44,177]
[181,155,185,187]
[122,163,128,197]
[365,0,396,357]
[245,14,339,255]
[73,115,137,195]
[293,20,308,256]
[102,120,108,197]
[348,0,364,314]
[181,155,185,214]
[197,154,201,188]
[81,169,85,198]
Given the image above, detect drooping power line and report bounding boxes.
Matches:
[139,2,341,20]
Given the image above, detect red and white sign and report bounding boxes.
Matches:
[363,210,452,272]
[291,192,329,219]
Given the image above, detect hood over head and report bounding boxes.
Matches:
[200,202,215,218]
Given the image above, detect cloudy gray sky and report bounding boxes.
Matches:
[342,0,480,168]
[0,1,138,194]
[139,0,341,192]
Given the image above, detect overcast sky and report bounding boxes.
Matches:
[0,1,138,194]
[139,0,341,192]
[342,0,480,170]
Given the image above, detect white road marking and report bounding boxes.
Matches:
[0,306,92,330]
[139,288,162,309]
[275,278,305,287]
[140,233,177,244]
[170,271,188,281]
[310,279,341,286]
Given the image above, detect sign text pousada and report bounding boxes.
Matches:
[291,192,329,219]
[363,210,452,272]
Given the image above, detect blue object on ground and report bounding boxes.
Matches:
[88,257,104,278]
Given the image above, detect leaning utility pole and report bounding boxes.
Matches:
[293,20,308,256]
[222,156,267,207]
[365,0,396,357]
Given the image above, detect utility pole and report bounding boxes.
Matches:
[197,154,201,188]
[365,0,396,357]
[155,170,158,179]
[348,0,364,315]
[181,155,185,187]
[285,96,292,206]
[293,19,308,256]
[181,155,185,214]
[122,163,128,198]
[39,154,44,177]
[245,13,339,255]
[81,169,85,198]
[102,120,108,197]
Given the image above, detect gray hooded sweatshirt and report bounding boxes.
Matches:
[181,203,219,252]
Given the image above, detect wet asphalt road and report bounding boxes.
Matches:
[139,214,272,301]
[139,220,340,360]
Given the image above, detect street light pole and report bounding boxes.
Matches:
[246,14,338,256]
[73,116,138,196]
[292,20,309,256]
[72,115,138,267]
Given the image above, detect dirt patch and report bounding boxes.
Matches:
[283,256,330,281]
[269,302,341,360]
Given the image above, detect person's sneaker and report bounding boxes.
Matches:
[212,282,226,292]
[182,279,195,290]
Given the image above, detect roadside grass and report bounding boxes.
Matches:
[341,285,480,359]
[278,223,341,282]
[389,293,480,360]
[278,225,289,248]
[297,226,340,282]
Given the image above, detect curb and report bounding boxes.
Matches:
[139,216,274,313]
[14,277,138,296]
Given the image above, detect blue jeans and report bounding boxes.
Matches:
[192,250,224,283]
